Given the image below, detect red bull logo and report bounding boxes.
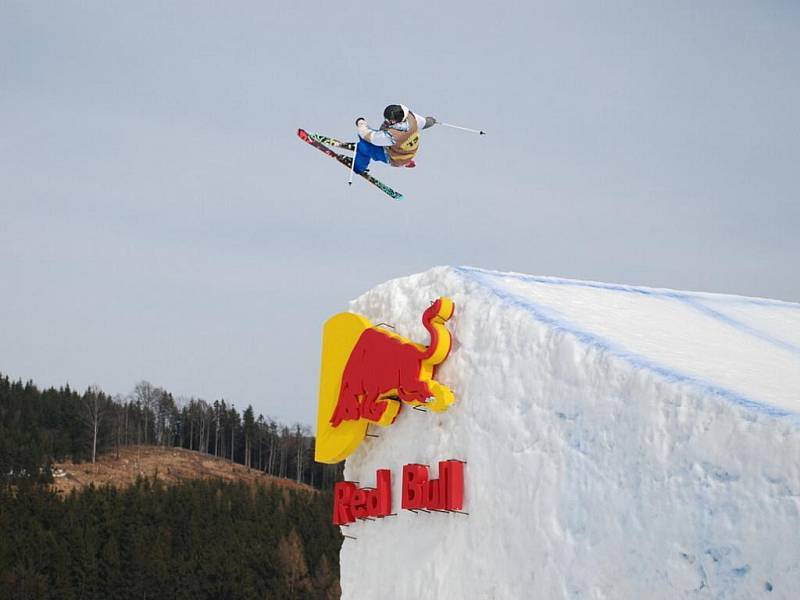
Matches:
[333,460,465,525]
[401,460,464,512]
[315,298,456,464]
[333,469,392,525]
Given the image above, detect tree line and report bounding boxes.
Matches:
[0,372,345,599]
[0,373,342,490]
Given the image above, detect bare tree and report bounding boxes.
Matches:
[278,425,290,478]
[294,423,310,483]
[112,394,126,459]
[277,529,310,596]
[256,415,265,470]
[81,386,107,464]
[198,400,210,453]
[155,391,178,447]
[173,395,190,448]
[133,381,159,445]
[213,401,221,457]
[266,419,278,475]
[243,406,256,469]
[229,405,239,463]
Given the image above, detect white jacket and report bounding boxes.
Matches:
[357,111,434,146]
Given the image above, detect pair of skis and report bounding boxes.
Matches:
[297,129,403,200]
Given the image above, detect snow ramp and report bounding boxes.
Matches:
[338,266,800,599]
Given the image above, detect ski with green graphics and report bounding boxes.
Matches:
[297,129,403,200]
[308,132,355,151]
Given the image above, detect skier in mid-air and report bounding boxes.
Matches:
[353,104,437,174]
[298,103,482,199]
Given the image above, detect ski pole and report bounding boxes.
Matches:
[348,142,357,186]
[438,122,486,135]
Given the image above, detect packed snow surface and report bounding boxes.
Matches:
[338,266,800,599]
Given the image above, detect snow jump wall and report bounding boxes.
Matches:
[317,266,800,599]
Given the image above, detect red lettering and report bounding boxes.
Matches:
[333,482,357,525]
[441,460,464,511]
[366,489,380,514]
[351,488,368,519]
[401,464,428,510]
[373,469,391,517]
[426,474,443,510]
[332,470,392,525]
[333,461,464,524]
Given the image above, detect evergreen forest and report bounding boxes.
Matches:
[0,373,343,599]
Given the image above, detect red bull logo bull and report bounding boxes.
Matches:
[315,298,456,464]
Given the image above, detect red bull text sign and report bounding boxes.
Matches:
[401,460,464,512]
[315,298,456,464]
[333,460,465,525]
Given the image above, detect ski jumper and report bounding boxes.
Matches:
[354,110,434,174]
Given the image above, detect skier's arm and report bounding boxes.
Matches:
[415,114,437,130]
[356,119,395,146]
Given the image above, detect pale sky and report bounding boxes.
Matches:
[2,1,798,426]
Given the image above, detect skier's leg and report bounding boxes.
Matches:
[354,139,389,174]
[353,142,371,173]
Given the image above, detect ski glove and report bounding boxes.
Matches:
[355,118,371,140]
[424,116,437,129]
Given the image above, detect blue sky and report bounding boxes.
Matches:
[1,1,798,425]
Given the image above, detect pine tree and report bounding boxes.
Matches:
[243,406,255,469]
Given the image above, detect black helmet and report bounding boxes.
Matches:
[383,104,407,124]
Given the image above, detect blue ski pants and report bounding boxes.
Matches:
[354,138,389,174]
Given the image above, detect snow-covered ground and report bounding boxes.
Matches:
[338,266,800,599]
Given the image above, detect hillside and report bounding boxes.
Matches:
[52,445,315,494]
